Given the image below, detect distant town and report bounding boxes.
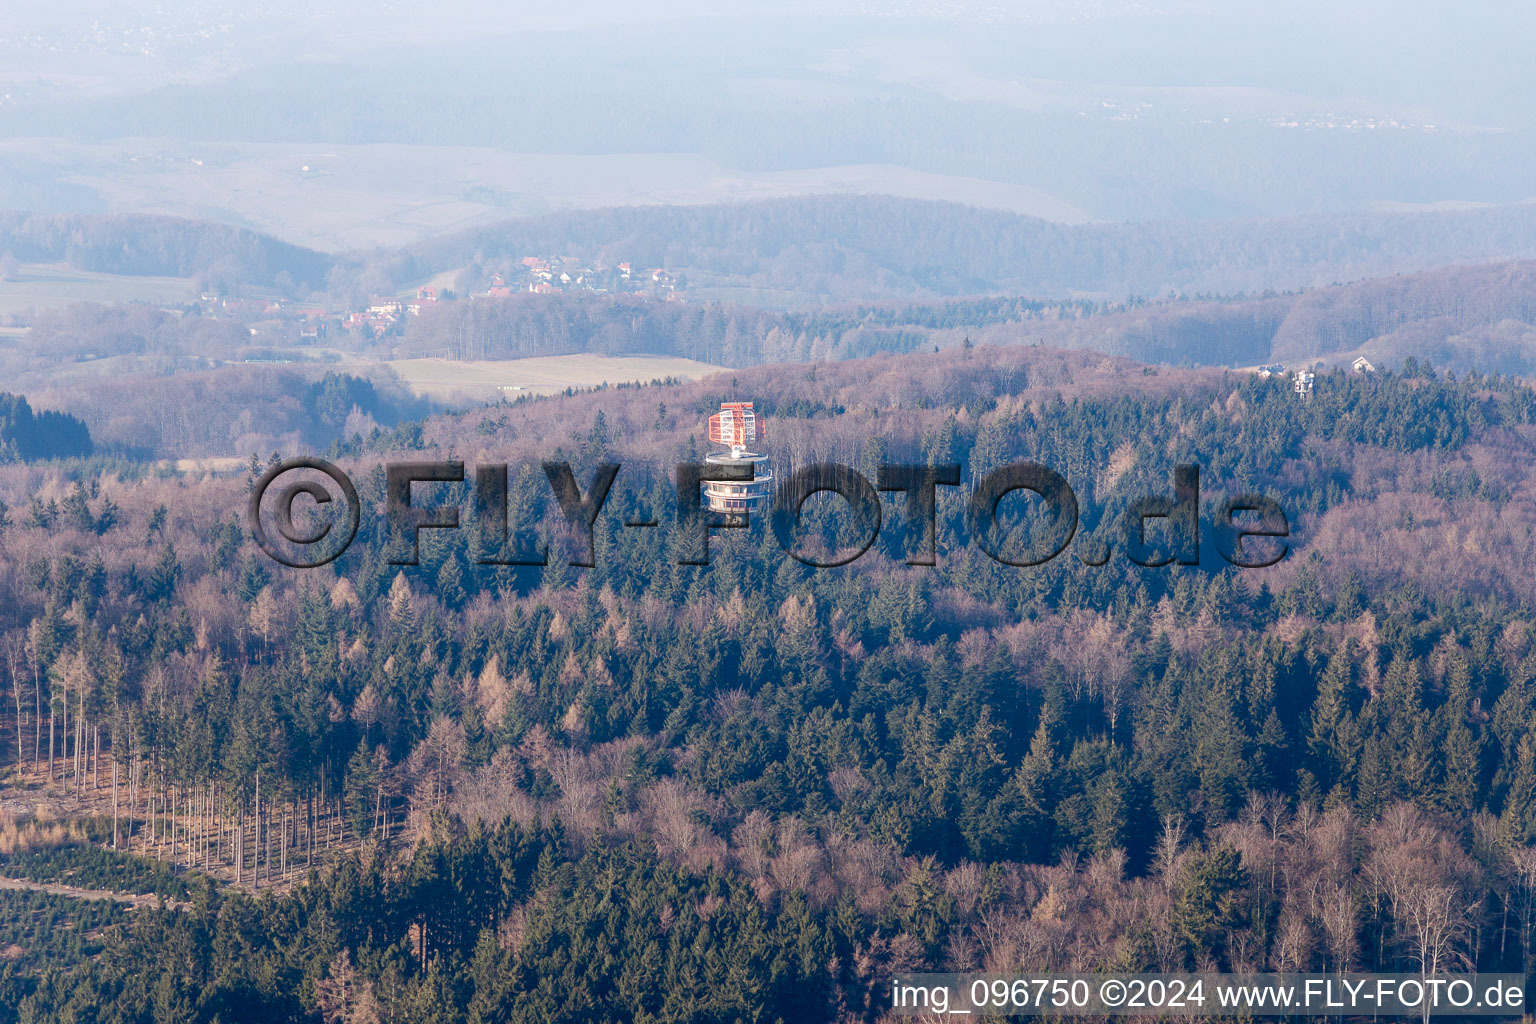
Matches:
[194,255,683,342]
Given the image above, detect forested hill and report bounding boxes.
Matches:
[6,348,1536,1019]
[0,212,334,292]
[388,195,1536,303]
[10,198,1536,314]
[397,258,1536,374]
[976,258,1536,371]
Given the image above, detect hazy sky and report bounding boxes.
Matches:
[2,0,1531,231]
[6,0,1531,126]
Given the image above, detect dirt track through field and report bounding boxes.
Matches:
[0,875,188,910]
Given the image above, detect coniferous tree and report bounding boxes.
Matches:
[1171,846,1249,965]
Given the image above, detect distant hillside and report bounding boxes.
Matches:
[0,212,334,293]
[8,202,1536,376]
[11,198,1536,316]
[978,260,1536,373]
[397,259,1536,375]
[387,195,1536,304]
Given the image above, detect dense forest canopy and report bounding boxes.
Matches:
[3,347,1536,1020]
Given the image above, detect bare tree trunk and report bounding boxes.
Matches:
[60,678,67,779]
[5,639,23,770]
[125,760,133,849]
[47,709,54,781]
[129,759,140,849]
[111,753,119,848]
[32,660,40,770]
[74,703,83,798]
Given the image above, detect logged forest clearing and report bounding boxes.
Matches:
[0,874,187,910]
[2,750,374,896]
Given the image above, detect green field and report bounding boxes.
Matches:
[381,353,727,403]
[0,263,195,316]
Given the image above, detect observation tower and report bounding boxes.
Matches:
[704,401,773,520]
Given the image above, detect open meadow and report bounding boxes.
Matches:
[0,263,194,316]
[380,353,727,403]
